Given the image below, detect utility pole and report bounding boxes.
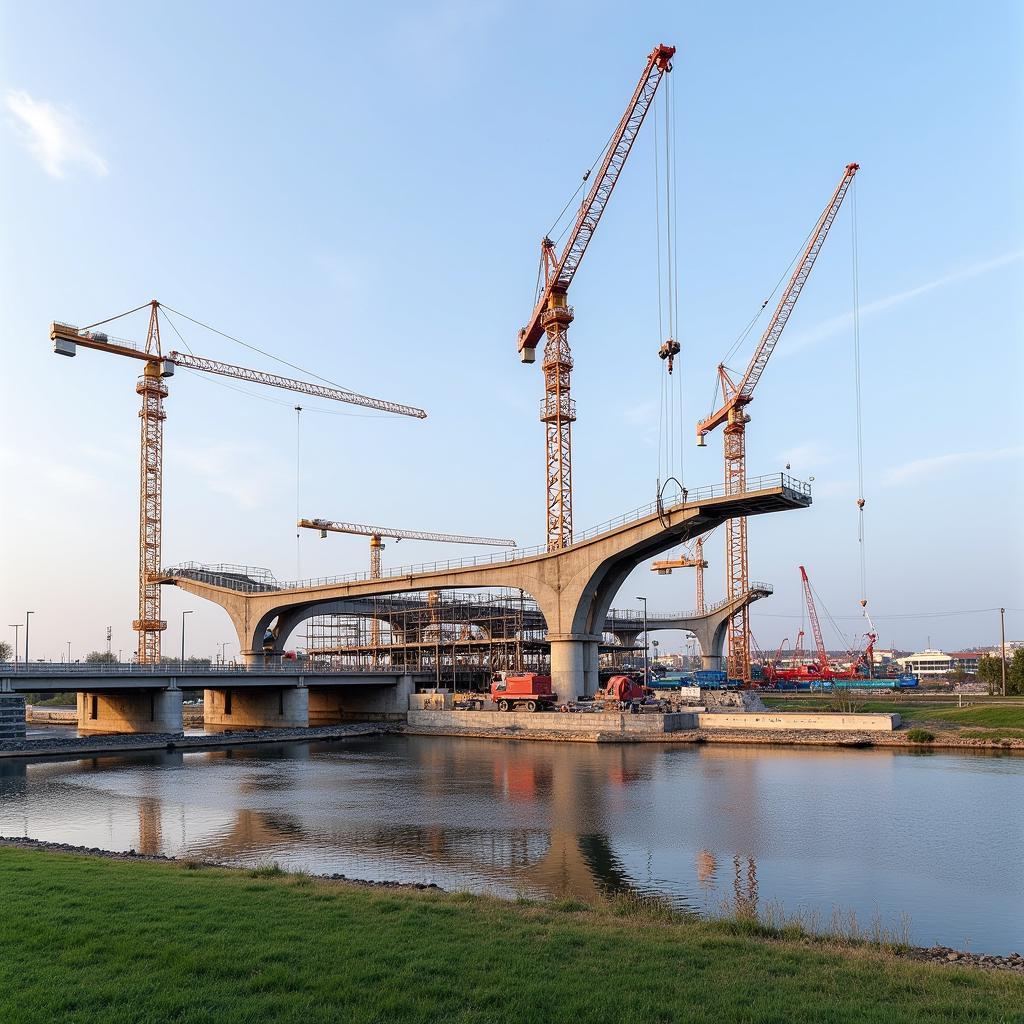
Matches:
[637,596,649,687]
[106,626,112,656]
[25,611,33,665]
[1000,607,1007,697]
[8,624,20,668]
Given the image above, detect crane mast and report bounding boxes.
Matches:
[695,163,858,681]
[52,302,427,663]
[518,44,675,551]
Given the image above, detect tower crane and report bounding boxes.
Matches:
[297,519,516,578]
[517,44,675,551]
[695,163,859,680]
[298,519,517,650]
[651,537,707,614]
[51,301,427,664]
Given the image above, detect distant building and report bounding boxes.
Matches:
[897,649,953,677]
[947,651,982,674]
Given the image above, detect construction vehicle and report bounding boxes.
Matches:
[517,44,675,551]
[696,164,859,681]
[594,674,649,708]
[51,301,426,663]
[490,673,557,712]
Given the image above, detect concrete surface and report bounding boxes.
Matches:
[696,711,901,732]
[407,709,699,734]
[77,689,183,735]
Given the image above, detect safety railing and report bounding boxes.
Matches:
[0,661,407,676]
[162,473,808,593]
[604,583,774,623]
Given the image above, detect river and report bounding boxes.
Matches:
[1,735,1020,954]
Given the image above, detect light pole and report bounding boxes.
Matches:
[25,610,33,664]
[636,597,649,687]
[181,610,194,666]
[66,641,72,664]
[1000,607,1007,697]
[218,642,229,665]
[8,624,20,668]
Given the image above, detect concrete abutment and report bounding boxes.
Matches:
[76,689,183,735]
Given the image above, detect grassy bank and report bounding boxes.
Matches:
[760,697,1024,742]
[1,848,1020,1023]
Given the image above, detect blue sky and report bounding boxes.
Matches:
[2,0,1022,661]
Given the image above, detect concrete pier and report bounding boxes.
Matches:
[203,686,310,729]
[77,689,183,735]
[0,695,27,741]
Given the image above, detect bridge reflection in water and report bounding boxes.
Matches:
[3,737,1023,955]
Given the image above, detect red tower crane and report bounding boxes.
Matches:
[51,303,426,663]
[518,44,675,550]
[695,163,859,680]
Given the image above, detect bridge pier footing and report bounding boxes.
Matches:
[548,635,600,705]
[0,694,27,740]
[204,686,309,729]
[309,675,415,723]
[77,689,183,735]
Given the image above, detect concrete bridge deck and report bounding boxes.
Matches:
[159,473,811,703]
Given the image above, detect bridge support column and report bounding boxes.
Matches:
[583,640,600,698]
[310,674,415,724]
[77,688,183,735]
[204,685,308,730]
[548,635,600,705]
[0,694,26,741]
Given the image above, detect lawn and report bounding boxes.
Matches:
[1,847,1021,1023]
[760,698,1024,733]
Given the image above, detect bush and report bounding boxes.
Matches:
[906,728,935,744]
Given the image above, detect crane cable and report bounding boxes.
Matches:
[851,177,869,620]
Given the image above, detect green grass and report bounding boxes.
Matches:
[1,848,1021,1023]
[761,698,1024,735]
[906,728,936,744]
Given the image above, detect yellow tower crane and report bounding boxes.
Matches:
[51,301,427,664]
[298,519,517,649]
[695,163,858,681]
[651,536,708,614]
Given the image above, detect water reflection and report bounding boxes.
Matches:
[1,736,1022,954]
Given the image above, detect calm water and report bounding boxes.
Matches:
[1,736,1021,954]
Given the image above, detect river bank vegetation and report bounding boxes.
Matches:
[0,846,1020,1023]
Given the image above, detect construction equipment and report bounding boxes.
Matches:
[297,519,516,578]
[51,301,427,663]
[799,565,830,676]
[695,164,859,680]
[651,537,707,613]
[491,673,557,713]
[518,44,675,551]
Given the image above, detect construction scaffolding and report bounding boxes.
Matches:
[303,590,551,690]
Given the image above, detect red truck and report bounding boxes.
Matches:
[490,673,557,712]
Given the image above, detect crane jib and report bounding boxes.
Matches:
[518,44,675,354]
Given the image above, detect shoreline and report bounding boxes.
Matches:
[2,719,1020,760]
[1,836,1020,974]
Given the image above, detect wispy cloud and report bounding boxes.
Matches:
[782,250,1024,355]
[174,442,271,510]
[883,446,1024,485]
[5,89,108,179]
[0,444,105,494]
[776,441,836,471]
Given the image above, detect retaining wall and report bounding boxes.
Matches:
[0,695,26,740]
[697,711,900,732]
[407,709,699,734]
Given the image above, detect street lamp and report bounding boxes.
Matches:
[66,641,71,664]
[181,610,194,665]
[8,624,20,668]
[636,597,649,687]
[218,641,229,665]
[25,611,33,665]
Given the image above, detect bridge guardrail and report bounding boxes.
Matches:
[0,661,407,677]
[162,474,809,594]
